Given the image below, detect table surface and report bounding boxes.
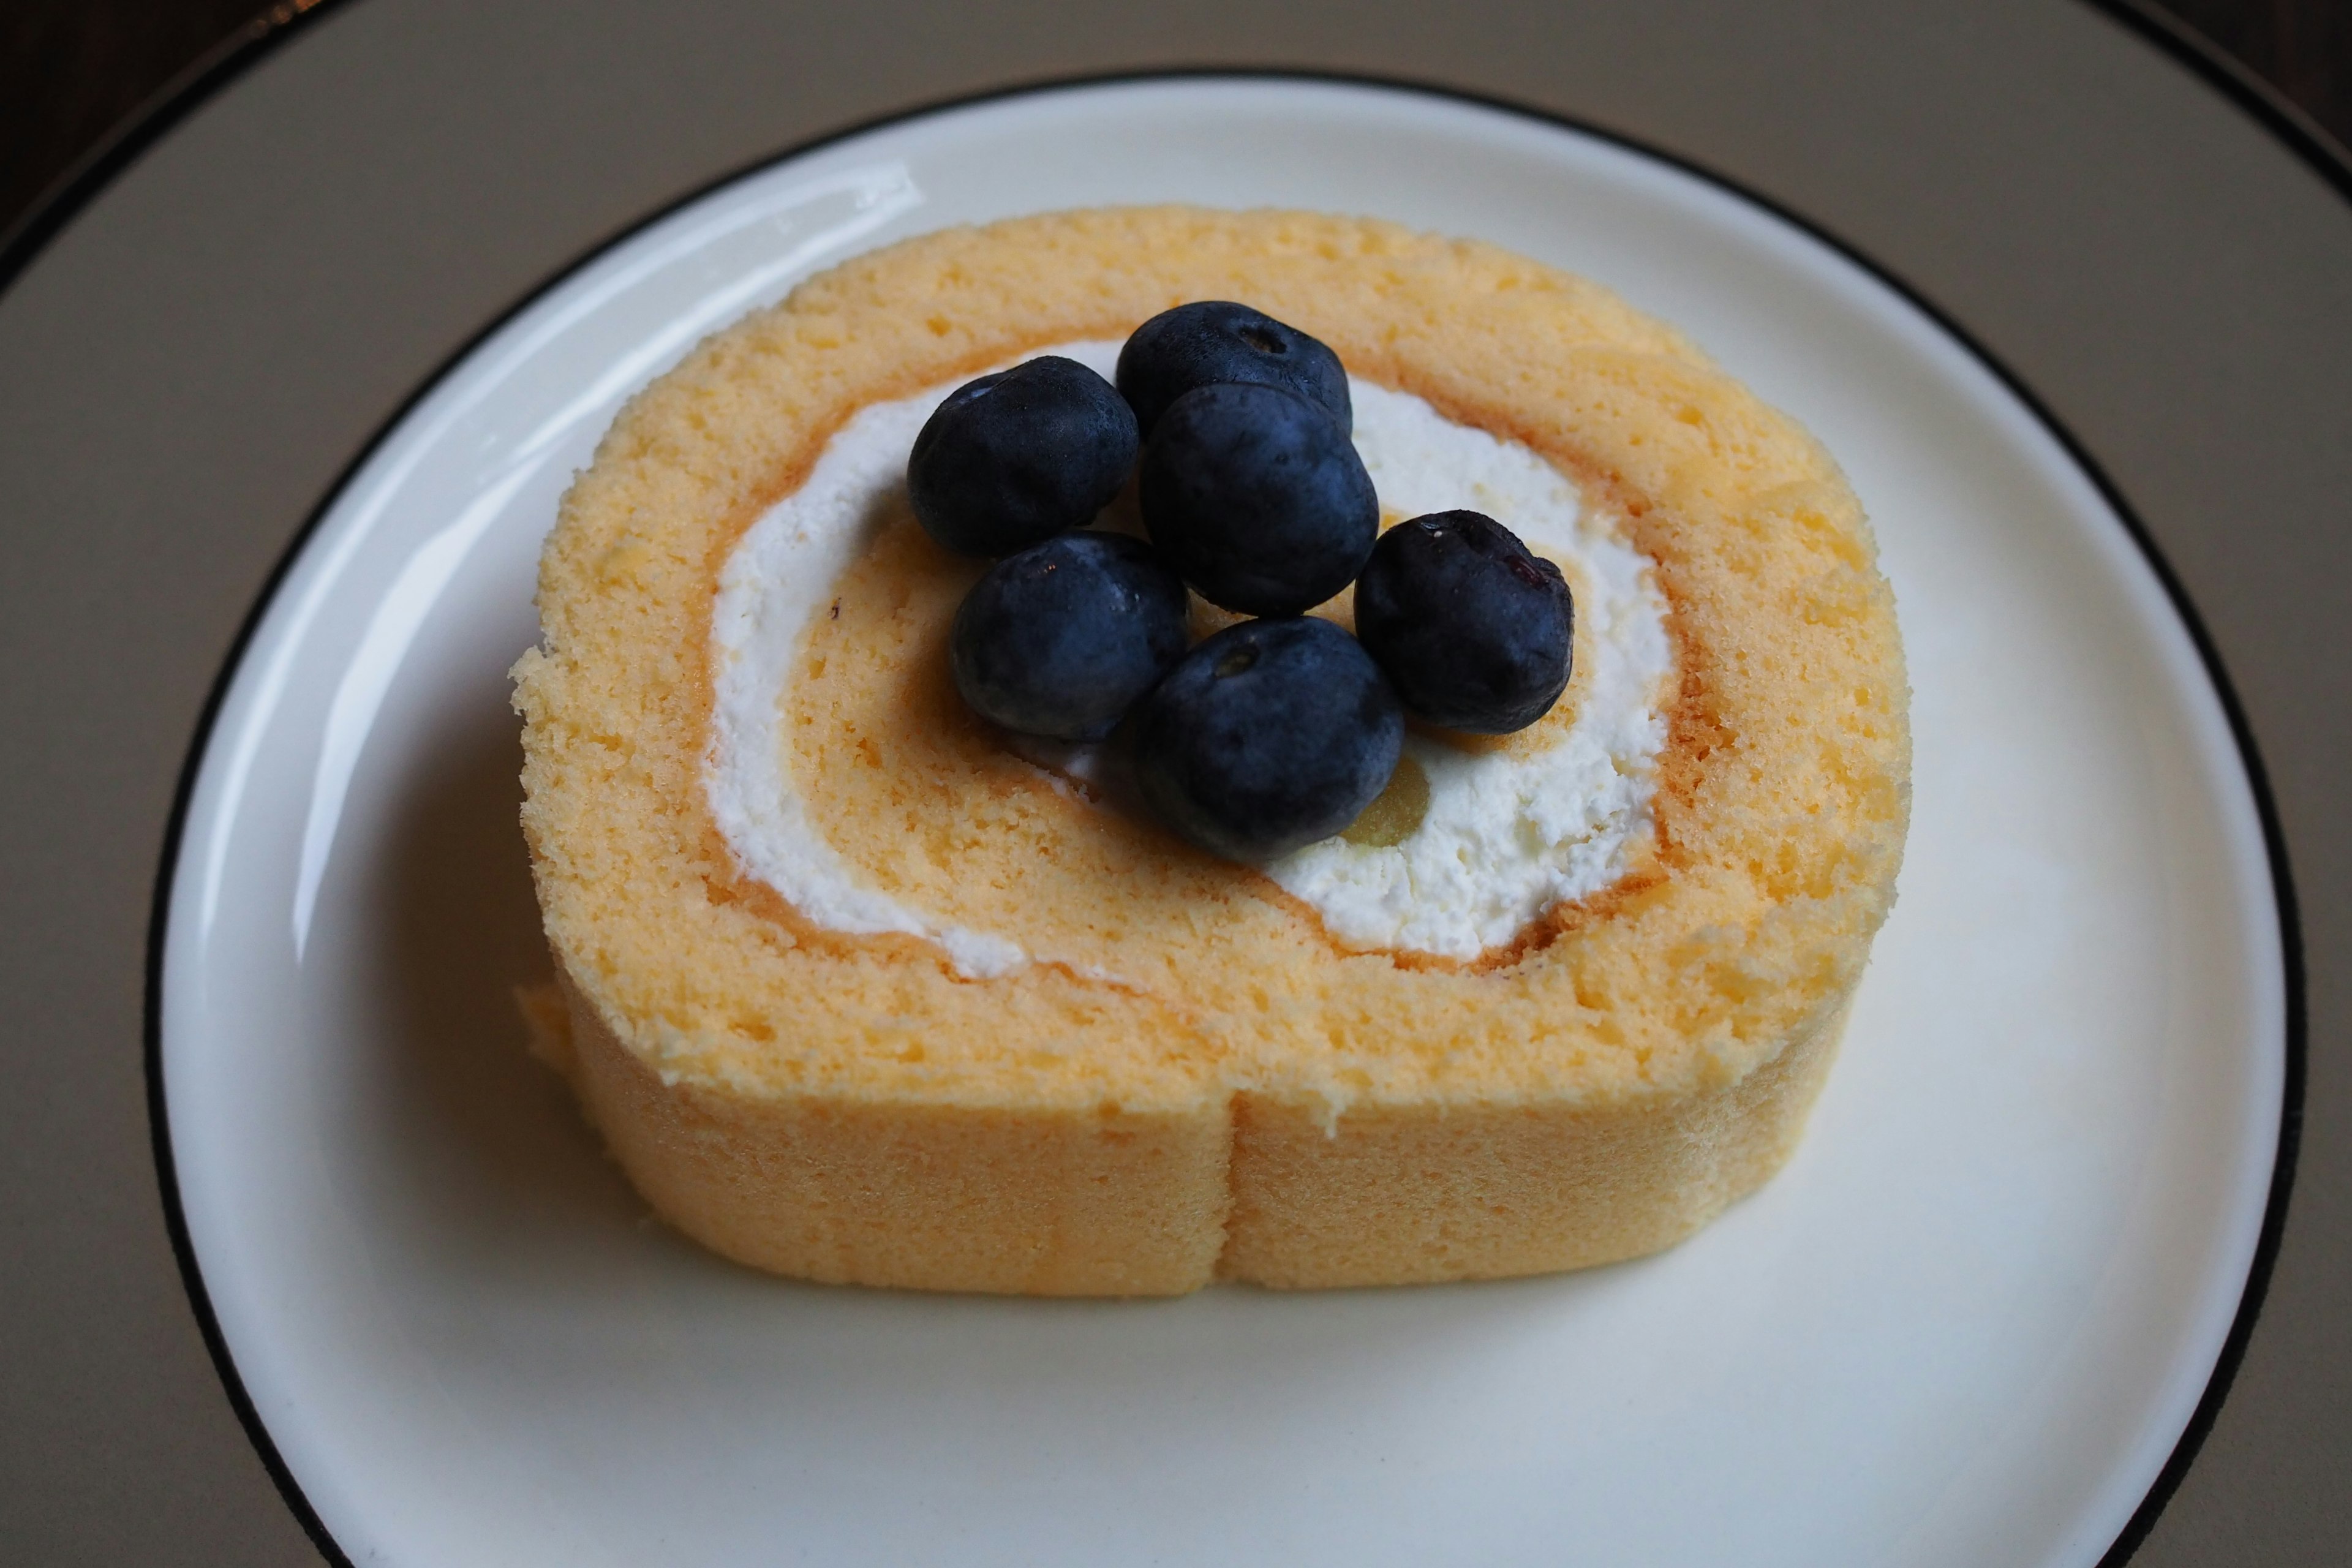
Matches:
[12,0,2344,243]
[1,2,2346,1564]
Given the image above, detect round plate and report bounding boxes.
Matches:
[157,77,2283,1567]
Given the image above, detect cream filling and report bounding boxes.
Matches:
[706,341,1673,972]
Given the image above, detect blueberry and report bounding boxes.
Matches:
[1117,301,1352,438]
[951,532,1191,741]
[1129,617,1403,862]
[1138,382,1378,617]
[1352,510,1575,733]
[908,355,1139,556]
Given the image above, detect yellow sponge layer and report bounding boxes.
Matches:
[511,208,1910,1293]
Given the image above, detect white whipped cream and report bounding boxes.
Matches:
[1270,382,1674,956]
[706,341,1673,970]
[706,374,1031,979]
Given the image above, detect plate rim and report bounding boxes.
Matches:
[135,62,2308,1568]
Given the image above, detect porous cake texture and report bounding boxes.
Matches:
[511,207,1910,1294]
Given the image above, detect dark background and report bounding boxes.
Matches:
[3,0,2350,244]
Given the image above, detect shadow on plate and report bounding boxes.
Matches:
[356,679,657,1275]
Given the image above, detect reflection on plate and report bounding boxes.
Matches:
[159,77,2282,1567]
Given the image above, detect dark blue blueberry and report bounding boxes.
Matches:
[1352,510,1574,734]
[1128,617,1403,862]
[951,532,1191,741]
[908,355,1139,556]
[1117,301,1352,438]
[1137,382,1378,617]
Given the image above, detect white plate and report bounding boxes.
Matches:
[159,78,2285,1567]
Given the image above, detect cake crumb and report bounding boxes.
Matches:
[514,981,574,1076]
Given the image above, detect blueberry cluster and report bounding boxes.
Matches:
[908,302,1575,862]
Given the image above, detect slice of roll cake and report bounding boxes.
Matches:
[511,207,1910,1294]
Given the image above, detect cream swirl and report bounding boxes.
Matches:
[706,341,1673,972]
